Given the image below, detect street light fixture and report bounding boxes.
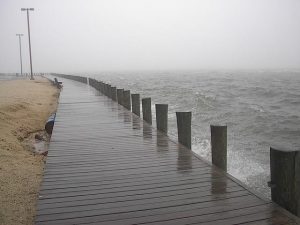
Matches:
[16,34,24,76]
[21,8,34,80]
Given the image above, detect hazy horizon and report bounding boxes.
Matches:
[1,0,300,73]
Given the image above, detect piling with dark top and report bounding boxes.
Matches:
[104,84,108,96]
[98,81,102,93]
[155,104,168,133]
[123,90,131,110]
[98,81,101,93]
[269,148,300,216]
[101,82,105,94]
[107,84,112,98]
[105,84,109,96]
[105,84,108,96]
[131,94,140,116]
[142,98,152,124]
[100,82,104,94]
[176,112,192,149]
[210,125,227,171]
[111,87,117,101]
[103,83,106,95]
[96,81,101,91]
[117,89,124,105]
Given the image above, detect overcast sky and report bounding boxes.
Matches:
[0,0,300,73]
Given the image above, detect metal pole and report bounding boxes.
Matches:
[21,8,34,80]
[25,9,34,80]
[16,34,23,76]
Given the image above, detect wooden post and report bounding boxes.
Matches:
[131,94,140,116]
[142,98,152,125]
[269,148,300,216]
[105,84,109,96]
[103,83,106,95]
[88,78,92,87]
[210,125,227,172]
[101,82,105,94]
[117,89,124,105]
[176,112,192,149]
[96,81,101,91]
[99,82,103,93]
[103,83,107,96]
[111,87,117,101]
[155,104,168,133]
[123,90,131,110]
[107,84,111,98]
[109,86,113,99]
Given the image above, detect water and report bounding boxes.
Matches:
[87,70,300,198]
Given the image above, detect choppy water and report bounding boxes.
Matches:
[86,70,300,198]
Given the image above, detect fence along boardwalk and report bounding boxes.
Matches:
[35,77,299,225]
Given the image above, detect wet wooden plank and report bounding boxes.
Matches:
[35,76,299,225]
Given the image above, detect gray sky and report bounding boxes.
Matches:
[1,0,300,73]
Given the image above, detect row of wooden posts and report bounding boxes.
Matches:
[53,74,299,218]
[52,73,88,84]
[89,77,228,170]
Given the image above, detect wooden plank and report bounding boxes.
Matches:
[36,197,262,225]
[36,192,252,222]
[82,204,276,225]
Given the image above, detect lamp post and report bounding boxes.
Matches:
[16,34,24,76]
[21,8,34,80]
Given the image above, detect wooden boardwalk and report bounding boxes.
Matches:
[35,77,299,225]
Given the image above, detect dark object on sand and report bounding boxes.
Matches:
[34,134,44,141]
[45,113,56,134]
[53,78,62,88]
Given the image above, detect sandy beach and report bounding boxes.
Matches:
[0,77,59,225]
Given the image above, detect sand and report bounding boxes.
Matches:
[0,77,59,225]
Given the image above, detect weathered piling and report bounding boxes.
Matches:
[103,83,106,95]
[111,87,117,101]
[117,89,124,105]
[96,81,101,91]
[105,84,109,96]
[123,90,131,110]
[101,82,105,94]
[131,94,140,116]
[142,98,152,124]
[155,104,168,133]
[176,112,192,149]
[269,148,300,216]
[107,84,112,98]
[98,81,101,93]
[54,74,87,83]
[210,125,227,172]
[99,82,104,94]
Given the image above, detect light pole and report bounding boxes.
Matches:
[21,8,34,80]
[16,34,24,76]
